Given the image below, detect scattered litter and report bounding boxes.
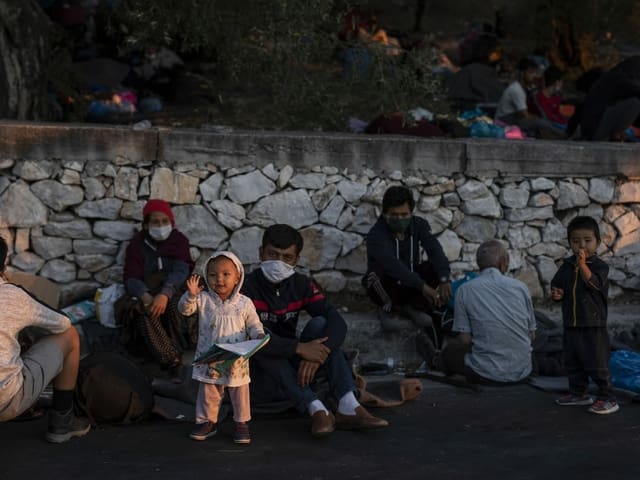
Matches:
[409,107,434,122]
[348,117,368,133]
[132,120,153,130]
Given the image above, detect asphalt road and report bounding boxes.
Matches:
[1,378,639,480]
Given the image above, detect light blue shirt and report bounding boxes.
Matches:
[453,268,536,382]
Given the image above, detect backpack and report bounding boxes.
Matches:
[74,352,154,424]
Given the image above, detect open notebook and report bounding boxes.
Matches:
[192,335,270,374]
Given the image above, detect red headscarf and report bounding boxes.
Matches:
[143,199,175,227]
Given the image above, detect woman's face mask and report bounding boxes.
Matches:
[148,225,172,242]
[260,260,295,284]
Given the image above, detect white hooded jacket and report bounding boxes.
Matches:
[178,251,263,386]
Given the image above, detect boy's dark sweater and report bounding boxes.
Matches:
[550,255,609,328]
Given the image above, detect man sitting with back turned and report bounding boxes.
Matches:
[435,240,536,384]
[242,224,388,438]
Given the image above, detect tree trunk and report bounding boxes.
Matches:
[0,0,51,120]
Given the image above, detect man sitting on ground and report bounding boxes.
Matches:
[242,224,388,437]
[0,237,90,442]
[363,185,452,332]
[429,240,536,385]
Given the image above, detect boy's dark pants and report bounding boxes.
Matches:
[564,327,614,400]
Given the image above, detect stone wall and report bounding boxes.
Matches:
[0,121,639,307]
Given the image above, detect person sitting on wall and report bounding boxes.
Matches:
[577,55,640,141]
[445,22,505,113]
[528,65,570,128]
[241,224,389,438]
[425,240,536,385]
[122,199,197,375]
[0,236,91,443]
[495,57,563,138]
[362,185,452,333]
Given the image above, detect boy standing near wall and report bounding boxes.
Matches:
[551,216,619,414]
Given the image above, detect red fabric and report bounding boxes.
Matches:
[339,6,377,42]
[51,6,87,27]
[143,199,175,226]
[365,113,445,137]
[529,91,568,126]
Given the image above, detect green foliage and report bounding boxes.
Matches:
[114,0,448,131]
[115,0,220,54]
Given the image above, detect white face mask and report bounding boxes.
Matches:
[260,260,295,284]
[148,225,172,242]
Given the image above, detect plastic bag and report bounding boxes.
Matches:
[469,121,505,138]
[61,299,96,324]
[94,284,126,328]
[609,350,640,393]
[446,271,479,310]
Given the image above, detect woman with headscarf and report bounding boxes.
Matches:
[122,199,197,372]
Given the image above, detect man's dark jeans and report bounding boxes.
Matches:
[250,317,356,413]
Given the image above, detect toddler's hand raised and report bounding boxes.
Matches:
[186,274,203,297]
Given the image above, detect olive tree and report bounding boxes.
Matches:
[0,0,52,119]
[115,0,445,130]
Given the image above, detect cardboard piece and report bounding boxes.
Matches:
[5,271,61,309]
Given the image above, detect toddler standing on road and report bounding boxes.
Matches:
[550,216,619,414]
[179,251,264,443]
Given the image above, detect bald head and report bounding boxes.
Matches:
[476,240,509,272]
